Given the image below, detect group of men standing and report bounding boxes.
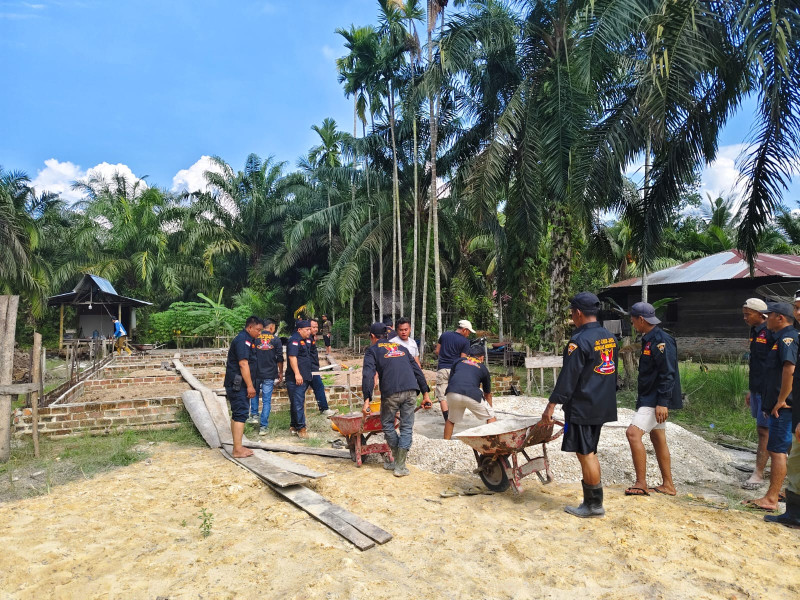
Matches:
[223,315,336,458]
[740,297,800,527]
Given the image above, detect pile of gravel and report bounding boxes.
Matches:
[407,395,735,485]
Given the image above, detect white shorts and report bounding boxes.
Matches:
[445,392,495,424]
[436,369,451,402]
[630,406,666,433]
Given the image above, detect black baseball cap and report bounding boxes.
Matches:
[767,301,794,319]
[369,322,386,336]
[630,302,661,325]
[570,292,600,312]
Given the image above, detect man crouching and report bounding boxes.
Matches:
[541,292,618,517]
[362,322,431,476]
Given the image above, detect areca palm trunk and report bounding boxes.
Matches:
[428,6,443,337]
[420,196,433,361]
[411,111,419,335]
[388,82,403,321]
[545,203,572,349]
[641,132,652,303]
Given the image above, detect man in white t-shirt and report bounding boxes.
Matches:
[390,317,421,368]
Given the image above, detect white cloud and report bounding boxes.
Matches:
[698,143,749,201]
[321,45,337,62]
[171,155,224,195]
[29,158,146,204]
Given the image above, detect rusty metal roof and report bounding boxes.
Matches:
[609,250,800,288]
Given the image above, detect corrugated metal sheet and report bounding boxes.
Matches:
[74,274,118,295]
[609,250,800,288]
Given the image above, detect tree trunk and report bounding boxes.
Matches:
[641,130,652,303]
[388,84,403,322]
[0,295,20,462]
[420,199,433,361]
[365,121,376,324]
[349,295,354,350]
[544,204,572,349]
[411,112,419,336]
[428,13,443,338]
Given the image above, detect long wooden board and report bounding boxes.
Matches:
[181,390,221,448]
[254,452,327,479]
[219,449,375,550]
[221,445,308,487]
[243,440,350,459]
[272,484,391,546]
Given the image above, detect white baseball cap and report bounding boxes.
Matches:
[742,298,768,314]
[458,319,475,333]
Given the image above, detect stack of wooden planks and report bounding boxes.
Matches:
[174,357,391,550]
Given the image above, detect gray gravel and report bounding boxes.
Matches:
[407,395,736,485]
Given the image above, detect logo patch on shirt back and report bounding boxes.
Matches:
[784,337,795,346]
[657,343,665,353]
[567,342,578,355]
[378,342,406,358]
[594,349,616,375]
[257,333,274,350]
[642,342,651,356]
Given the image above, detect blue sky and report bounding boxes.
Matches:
[1,0,798,207]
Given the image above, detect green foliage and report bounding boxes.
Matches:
[198,508,214,538]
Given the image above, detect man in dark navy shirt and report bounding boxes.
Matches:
[224,315,263,457]
[542,292,617,517]
[286,320,313,438]
[744,301,797,512]
[625,302,682,497]
[443,346,496,440]
[742,298,771,489]
[766,293,800,527]
[434,320,473,423]
[362,322,431,477]
[249,318,284,435]
[309,318,335,416]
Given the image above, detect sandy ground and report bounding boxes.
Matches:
[1,441,799,600]
[79,382,191,403]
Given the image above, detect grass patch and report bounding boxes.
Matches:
[0,408,206,503]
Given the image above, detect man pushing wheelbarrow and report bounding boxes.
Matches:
[361,322,432,477]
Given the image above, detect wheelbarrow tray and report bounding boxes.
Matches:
[454,418,555,456]
[329,412,383,436]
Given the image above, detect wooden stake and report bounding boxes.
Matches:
[0,295,20,462]
[59,304,64,350]
[30,333,42,458]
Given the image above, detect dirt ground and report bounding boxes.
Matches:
[79,382,191,403]
[1,442,798,599]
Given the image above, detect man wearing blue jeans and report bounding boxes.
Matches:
[286,320,313,439]
[744,301,797,511]
[362,322,431,477]
[250,318,283,435]
[309,318,335,416]
[742,298,772,489]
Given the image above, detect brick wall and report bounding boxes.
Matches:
[675,336,748,361]
[13,396,183,439]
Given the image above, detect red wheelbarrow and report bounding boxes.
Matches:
[454,418,564,493]
[329,412,393,468]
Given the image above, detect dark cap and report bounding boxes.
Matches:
[295,319,311,329]
[569,292,600,312]
[630,302,661,325]
[369,322,386,337]
[767,301,795,319]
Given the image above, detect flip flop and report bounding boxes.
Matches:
[648,487,677,496]
[741,500,776,512]
[625,487,650,496]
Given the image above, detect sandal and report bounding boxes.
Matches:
[625,486,650,496]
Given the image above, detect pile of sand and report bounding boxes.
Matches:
[0,443,797,599]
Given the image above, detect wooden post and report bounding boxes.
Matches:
[59,304,64,350]
[0,295,20,462]
[30,333,42,458]
[346,373,353,413]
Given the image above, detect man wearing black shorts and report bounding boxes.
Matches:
[542,292,617,518]
[224,316,263,457]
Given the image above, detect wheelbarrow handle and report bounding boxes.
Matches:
[545,420,565,443]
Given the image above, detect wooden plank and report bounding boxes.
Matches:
[325,504,392,544]
[30,332,42,458]
[271,484,376,550]
[221,445,308,487]
[173,358,233,445]
[218,449,375,551]
[244,440,350,459]
[525,356,563,369]
[181,390,221,448]
[254,452,327,479]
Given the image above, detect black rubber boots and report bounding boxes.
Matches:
[565,481,605,518]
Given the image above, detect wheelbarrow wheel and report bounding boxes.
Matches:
[478,455,510,492]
